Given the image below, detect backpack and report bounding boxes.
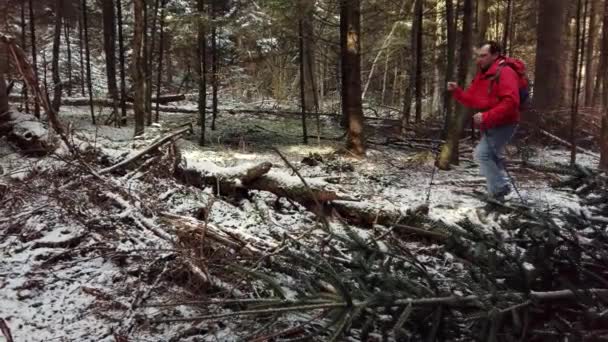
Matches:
[488,57,530,108]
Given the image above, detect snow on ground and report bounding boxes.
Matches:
[1,103,602,340]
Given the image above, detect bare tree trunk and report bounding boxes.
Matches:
[20,0,29,113]
[533,0,568,111]
[443,0,456,136]
[477,0,489,41]
[438,0,473,169]
[402,0,422,130]
[340,0,365,156]
[64,21,72,97]
[155,0,167,123]
[51,0,63,113]
[28,0,39,118]
[116,0,127,125]
[78,1,85,97]
[602,0,608,169]
[102,0,119,122]
[584,0,599,106]
[146,0,160,126]
[133,0,146,136]
[197,0,207,146]
[381,51,389,105]
[82,0,95,124]
[602,0,608,110]
[210,5,219,131]
[301,0,318,113]
[571,0,587,165]
[502,0,513,54]
[414,0,423,123]
[299,17,308,144]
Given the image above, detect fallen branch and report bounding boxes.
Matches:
[99,125,192,175]
[540,129,599,158]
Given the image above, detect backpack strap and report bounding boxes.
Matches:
[487,64,505,95]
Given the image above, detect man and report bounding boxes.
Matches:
[447,41,520,201]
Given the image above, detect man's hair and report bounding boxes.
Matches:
[479,41,502,55]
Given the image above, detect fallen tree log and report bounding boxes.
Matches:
[9,94,186,105]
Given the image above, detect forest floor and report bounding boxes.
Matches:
[0,100,604,341]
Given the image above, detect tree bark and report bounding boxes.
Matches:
[533,0,568,111]
[601,114,608,170]
[299,18,308,144]
[340,0,365,156]
[28,0,40,118]
[438,0,473,169]
[443,0,456,136]
[414,0,423,123]
[78,0,85,97]
[155,0,167,123]
[501,0,513,54]
[20,0,29,113]
[82,0,95,124]
[133,0,146,136]
[402,0,422,129]
[584,0,599,106]
[197,0,207,146]
[102,0,119,121]
[210,4,219,131]
[51,0,63,113]
[64,21,72,97]
[145,0,160,126]
[602,0,608,110]
[116,0,127,125]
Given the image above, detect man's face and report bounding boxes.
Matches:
[476,44,498,69]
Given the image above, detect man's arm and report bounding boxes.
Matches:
[450,77,491,110]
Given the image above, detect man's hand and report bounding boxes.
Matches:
[447,82,458,92]
[473,112,483,125]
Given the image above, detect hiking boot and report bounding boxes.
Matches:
[492,185,511,202]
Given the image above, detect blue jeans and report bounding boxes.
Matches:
[474,124,517,196]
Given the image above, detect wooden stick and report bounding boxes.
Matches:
[540,129,599,158]
[99,126,191,175]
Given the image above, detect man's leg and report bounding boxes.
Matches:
[474,124,517,196]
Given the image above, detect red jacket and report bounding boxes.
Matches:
[451,58,520,130]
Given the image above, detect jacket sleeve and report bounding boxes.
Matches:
[451,79,488,110]
[481,67,520,129]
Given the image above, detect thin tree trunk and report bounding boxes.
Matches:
[78,1,85,97]
[146,0,160,126]
[28,0,39,118]
[401,0,422,130]
[51,0,63,113]
[133,0,146,136]
[602,0,608,169]
[414,0,423,123]
[502,0,513,54]
[211,5,219,131]
[64,21,72,97]
[381,51,389,105]
[155,0,167,123]
[197,0,207,146]
[571,0,587,165]
[443,0,456,136]
[20,0,29,113]
[102,0,119,122]
[438,0,473,169]
[601,0,608,110]
[299,18,308,144]
[82,0,95,124]
[301,0,318,113]
[116,0,127,125]
[585,0,599,106]
[340,0,365,156]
